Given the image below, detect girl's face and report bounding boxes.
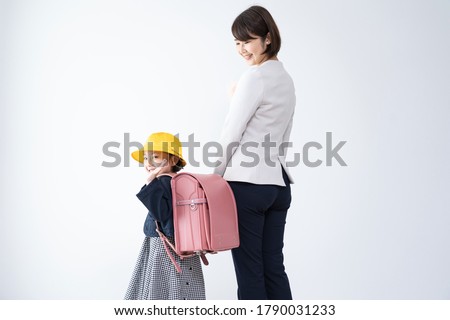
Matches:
[235,36,269,66]
[143,151,173,174]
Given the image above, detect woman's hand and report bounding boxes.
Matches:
[228,81,237,98]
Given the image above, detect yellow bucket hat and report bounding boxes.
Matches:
[131,132,187,167]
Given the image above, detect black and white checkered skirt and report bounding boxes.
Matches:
[124,236,206,300]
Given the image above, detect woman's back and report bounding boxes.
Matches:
[215,59,295,186]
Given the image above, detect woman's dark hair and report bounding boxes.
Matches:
[231,5,281,58]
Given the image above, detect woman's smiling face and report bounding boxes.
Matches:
[235,36,269,66]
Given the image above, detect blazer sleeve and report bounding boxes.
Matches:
[136,178,172,223]
[214,68,264,176]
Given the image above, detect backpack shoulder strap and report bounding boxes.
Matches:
[154,222,182,273]
[154,221,209,272]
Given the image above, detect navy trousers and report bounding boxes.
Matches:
[228,169,292,300]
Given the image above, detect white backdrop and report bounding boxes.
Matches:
[1,0,449,299]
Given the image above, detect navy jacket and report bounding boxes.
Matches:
[136,175,174,237]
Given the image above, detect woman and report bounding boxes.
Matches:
[214,6,296,300]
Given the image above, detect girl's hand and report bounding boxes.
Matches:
[145,159,167,184]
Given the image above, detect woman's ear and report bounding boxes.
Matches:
[265,32,271,45]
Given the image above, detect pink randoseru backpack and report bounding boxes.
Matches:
[155,172,239,273]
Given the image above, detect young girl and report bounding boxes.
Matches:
[124,132,206,300]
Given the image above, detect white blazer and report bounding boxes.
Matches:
[214,60,296,186]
